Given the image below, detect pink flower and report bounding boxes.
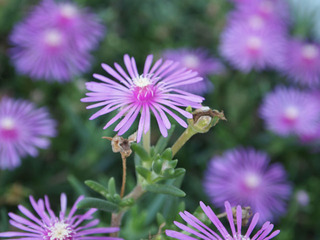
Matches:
[81,54,204,142]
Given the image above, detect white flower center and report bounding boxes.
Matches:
[44,29,63,47]
[48,222,73,240]
[183,54,199,69]
[60,4,78,19]
[133,75,152,88]
[247,36,262,50]
[284,106,299,120]
[249,15,265,30]
[244,173,261,189]
[302,44,319,60]
[0,117,15,130]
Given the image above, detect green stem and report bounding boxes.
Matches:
[142,130,151,154]
[171,126,197,157]
[110,184,145,237]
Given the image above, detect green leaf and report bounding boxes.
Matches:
[85,180,108,198]
[145,184,186,197]
[108,178,116,195]
[131,143,151,162]
[154,125,175,154]
[77,197,119,213]
[152,159,163,174]
[161,148,173,161]
[136,166,151,180]
[172,168,186,178]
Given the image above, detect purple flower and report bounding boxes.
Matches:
[81,54,204,142]
[166,201,280,240]
[220,13,286,72]
[0,97,56,170]
[0,193,122,240]
[10,0,104,82]
[282,39,320,87]
[259,87,320,137]
[162,48,225,95]
[204,148,291,223]
[236,0,290,25]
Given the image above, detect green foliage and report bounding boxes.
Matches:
[78,197,119,213]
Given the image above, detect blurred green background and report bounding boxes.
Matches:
[0,0,319,239]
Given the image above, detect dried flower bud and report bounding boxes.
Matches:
[103,132,137,157]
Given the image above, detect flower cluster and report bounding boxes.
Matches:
[0,97,56,170]
[204,148,291,223]
[10,0,104,82]
[0,193,121,240]
[166,201,280,240]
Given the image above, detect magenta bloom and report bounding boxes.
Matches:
[81,54,204,142]
[219,17,286,72]
[282,39,320,87]
[166,201,280,240]
[10,0,104,82]
[162,48,225,94]
[204,148,291,223]
[260,87,320,137]
[0,193,122,240]
[0,98,56,170]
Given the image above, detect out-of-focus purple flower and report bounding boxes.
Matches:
[81,54,204,142]
[220,14,286,72]
[204,148,291,223]
[166,201,280,240]
[10,0,105,82]
[0,193,122,240]
[236,0,290,25]
[260,87,320,137]
[162,48,224,95]
[282,39,320,87]
[0,97,56,170]
[299,91,320,142]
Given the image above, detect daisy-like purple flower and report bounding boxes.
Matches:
[162,48,225,95]
[0,97,56,170]
[259,87,320,137]
[166,201,280,240]
[10,0,104,82]
[219,16,286,72]
[0,193,122,240]
[204,148,291,223]
[282,39,320,87]
[81,54,204,142]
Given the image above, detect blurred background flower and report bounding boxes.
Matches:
[204,148,291,223]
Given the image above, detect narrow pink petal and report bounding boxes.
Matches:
[143,55,153,77]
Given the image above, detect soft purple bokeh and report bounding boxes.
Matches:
[220,0,287,72]
[166,201,280,240]
[81,54,204,142]
[0,97,56,170]
[162,48,225,95]
[0,193,122,240]
[10,0,105,82]
[295,190,310,207]
[282,39,320,87]
[204,148,291,224]
[260,87,320,137]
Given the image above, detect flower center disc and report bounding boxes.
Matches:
[244,172,261,189]
[133,76,155,102]
[302,44,319,60]
[0,117,18,140]
[44,29,63,47]
[183,55,199,69]
[59,4,78,19]
[247,36,262,54]
[283,105,299,124]
[47,222,74,240]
